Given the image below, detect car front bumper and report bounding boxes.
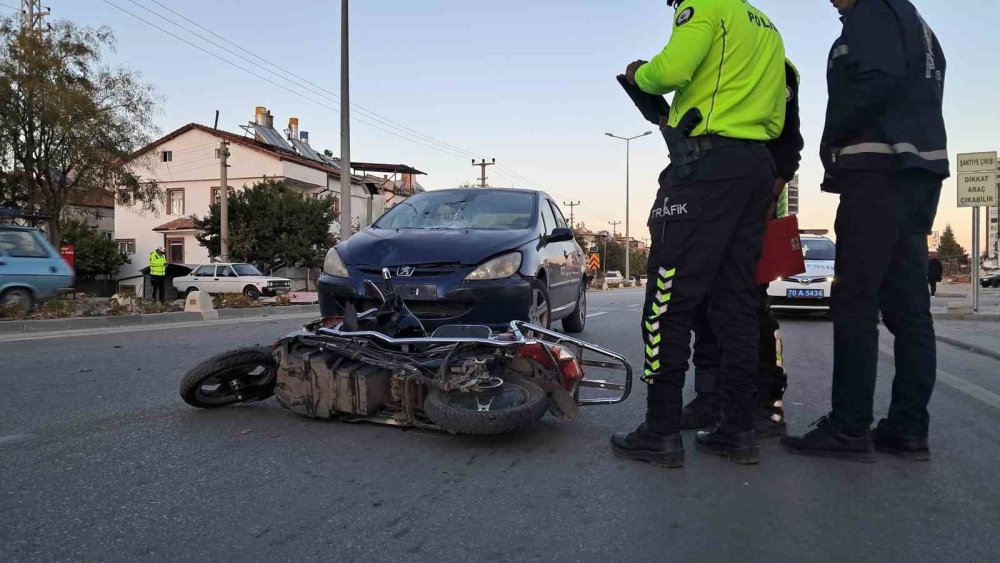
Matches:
[318,271,534,331]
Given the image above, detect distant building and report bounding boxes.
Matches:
[113,106,424,294]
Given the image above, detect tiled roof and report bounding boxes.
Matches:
[153,217,198,232]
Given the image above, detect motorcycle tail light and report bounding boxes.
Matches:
[551,345,584,392]
[516,342,556,368]
[516,343,584,392]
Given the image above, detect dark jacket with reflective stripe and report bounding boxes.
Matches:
[820,0,948,189]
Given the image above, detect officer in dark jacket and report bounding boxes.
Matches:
[684,59,804,438]
[782,0,947,462]
[928,254,943,296]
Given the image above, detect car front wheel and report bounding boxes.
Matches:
[562,284,586,333]
[243,285,261,300]
[527,279,551,329]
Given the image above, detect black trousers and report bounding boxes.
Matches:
[151,276,166,302]
[642,143,774,434]
[830,169,942,436]
[692,287,786,405]
[928,280,937,296]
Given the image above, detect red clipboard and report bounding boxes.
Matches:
[755,215,806,285]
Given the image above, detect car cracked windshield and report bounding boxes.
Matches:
[373,190,534,230]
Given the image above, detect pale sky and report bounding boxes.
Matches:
[14,0,999,250]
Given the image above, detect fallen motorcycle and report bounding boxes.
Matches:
[180,269,632,435]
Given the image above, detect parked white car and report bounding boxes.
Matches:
[766,234,836,312]
[605,271,624,288]
[173,263,291,299]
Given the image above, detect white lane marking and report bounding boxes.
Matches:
[586,312,610,319]
[0,313,317,343]
[878,342,1000,412]
[628,304,640,309]
[0,433,35,447]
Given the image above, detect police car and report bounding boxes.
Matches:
[766,231,836,313]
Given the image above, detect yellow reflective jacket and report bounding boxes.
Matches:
[635,0,786,141]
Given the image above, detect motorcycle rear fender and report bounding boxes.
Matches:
[506,356,578,421]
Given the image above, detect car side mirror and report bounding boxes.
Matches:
[547,227,574,244]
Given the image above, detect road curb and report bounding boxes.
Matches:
[1,304,319,334]
[935,335,1000,361]
[932,313,1000,322]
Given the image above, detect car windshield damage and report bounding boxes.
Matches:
[802,239,836,261]
[233,264,263,276]
[374,191,534,230]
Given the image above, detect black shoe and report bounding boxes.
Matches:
[695,427,760,464]
[610,423,685,468]
[753,399,787,438]
[680,393,720,430]
[780,416,874,463]
[872,419,931,461]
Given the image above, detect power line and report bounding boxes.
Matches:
[100,0,483,163]
[99,0,617,224]
[119,0,577,198]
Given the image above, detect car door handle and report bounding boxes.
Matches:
[0,261,5,266]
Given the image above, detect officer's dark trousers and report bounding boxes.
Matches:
[151,276,166,302]
[642,143,773,434]
[830,169,942,437]
[692,287,786,404]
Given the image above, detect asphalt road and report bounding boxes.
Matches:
[2,290,999,561]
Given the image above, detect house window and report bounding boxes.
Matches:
[162,150,173,162]
[116,239,136,255]
[167,238,184,263]
[100,231,114,241]
[167,189,185,215]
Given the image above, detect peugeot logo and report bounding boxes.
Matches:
[396,266,415,277]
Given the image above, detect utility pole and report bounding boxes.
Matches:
[219,140,230,262]
[19,1,50,30]
[339,0,353,242]
[471,158,495,188]
[563,201,581,229]
[606,130,652,285]
[609,220,621,240]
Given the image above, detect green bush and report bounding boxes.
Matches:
[0,303,26,320]
[34,299,76,319]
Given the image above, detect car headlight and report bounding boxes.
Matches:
[465,252,522,281]
[323,248,349,277]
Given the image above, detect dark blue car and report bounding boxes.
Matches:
[319,188,588,333]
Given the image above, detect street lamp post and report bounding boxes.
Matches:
[605,131,652,285]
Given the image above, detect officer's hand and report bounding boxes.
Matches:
[625,60,648,85]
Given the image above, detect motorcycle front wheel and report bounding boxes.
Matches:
[423,376,548,435]
[180,347,277,408]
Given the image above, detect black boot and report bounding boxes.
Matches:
[610,423,685,468]
[780,416,874,463]
[680,393,720,430]
[753,398,787,438]
[695,427,760,464]
[872,419,930,461]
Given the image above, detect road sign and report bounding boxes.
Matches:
[957,171,998,208]
[587,253,600,271]
[957,152,997,173]
[956,151,997,314]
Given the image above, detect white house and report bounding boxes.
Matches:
[114,107,421,294]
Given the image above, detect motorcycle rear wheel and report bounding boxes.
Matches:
[424,376,548,435]
[180,347,277,408]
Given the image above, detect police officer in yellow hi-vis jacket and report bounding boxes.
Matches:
[611,0,786,468]
[148,247,167,303]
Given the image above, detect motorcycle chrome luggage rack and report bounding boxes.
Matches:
[313,319,633,406]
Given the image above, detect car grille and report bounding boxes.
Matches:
[781,276,829,285]
[347,298,473,320]
[357,263,463,277]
